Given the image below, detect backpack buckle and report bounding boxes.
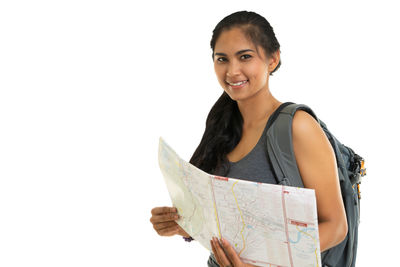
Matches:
[352,182,361,199]
[360,159,366,177]
[352,183,362,199]
[357,160,366,200]
[349,154,366,184]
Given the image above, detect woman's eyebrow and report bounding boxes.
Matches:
[214,49,255,57]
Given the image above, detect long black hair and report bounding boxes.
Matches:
[189,11,281,176]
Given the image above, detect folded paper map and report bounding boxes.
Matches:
[158,137,322,267]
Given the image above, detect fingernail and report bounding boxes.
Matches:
[221,237,226,245]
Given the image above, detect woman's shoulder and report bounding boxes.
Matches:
[291,106,336,187]
[292,108,320,134]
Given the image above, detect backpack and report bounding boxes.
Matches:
[264,102,366,267]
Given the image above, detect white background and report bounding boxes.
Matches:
[0,0,399,266]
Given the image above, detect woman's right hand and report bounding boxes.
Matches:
[150,206,191,238]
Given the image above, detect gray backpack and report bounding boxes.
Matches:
[265,102,366,267]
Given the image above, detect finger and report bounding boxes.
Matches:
[150,213,179,224]
[220,238,242,266]
[157,225,181,236]
[153,221,177,231]
[153,221,179,231]
[210,238,222,265]
[212,237,232,267]
[151,206,177,215]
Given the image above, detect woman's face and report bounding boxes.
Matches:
[213,27,276,102]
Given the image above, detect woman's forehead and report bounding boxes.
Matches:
[214,28,254,51]
[214,29,266,59]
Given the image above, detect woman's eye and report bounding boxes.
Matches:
[216,55,250,63]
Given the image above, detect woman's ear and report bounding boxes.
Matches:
[268,50,280,73]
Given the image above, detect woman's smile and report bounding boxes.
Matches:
[226,79,249,89]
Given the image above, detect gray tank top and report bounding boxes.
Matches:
[207,121,278,267]
[214,120,278,183]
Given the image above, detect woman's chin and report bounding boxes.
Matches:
[227,94,247,102]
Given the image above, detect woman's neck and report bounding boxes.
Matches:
[236,88,281,129]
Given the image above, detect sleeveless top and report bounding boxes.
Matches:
[207,120,278,267]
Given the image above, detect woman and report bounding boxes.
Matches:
[150,10,348,267]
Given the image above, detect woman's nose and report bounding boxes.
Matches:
[226,60,241,77]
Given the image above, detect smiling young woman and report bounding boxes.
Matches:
[150,10,348,267]
[213,27,277,105]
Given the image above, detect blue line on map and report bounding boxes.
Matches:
[289,228,316,244]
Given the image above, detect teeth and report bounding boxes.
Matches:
[228,80,247,86]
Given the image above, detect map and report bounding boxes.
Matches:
[158,137,322,267]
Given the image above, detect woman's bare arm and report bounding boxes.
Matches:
[292,110,348,252]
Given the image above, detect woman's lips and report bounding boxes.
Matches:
[226,80,248,89]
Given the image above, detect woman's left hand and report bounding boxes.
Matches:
[210,237,257,267]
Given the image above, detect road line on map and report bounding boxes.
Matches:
[231,181,246,256]
[281,186,294,267]
[295,225,320,267]
[211,177,222,238]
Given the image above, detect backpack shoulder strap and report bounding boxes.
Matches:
[266,103,320,187]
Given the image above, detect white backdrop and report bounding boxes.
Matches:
[1,0,399,266]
